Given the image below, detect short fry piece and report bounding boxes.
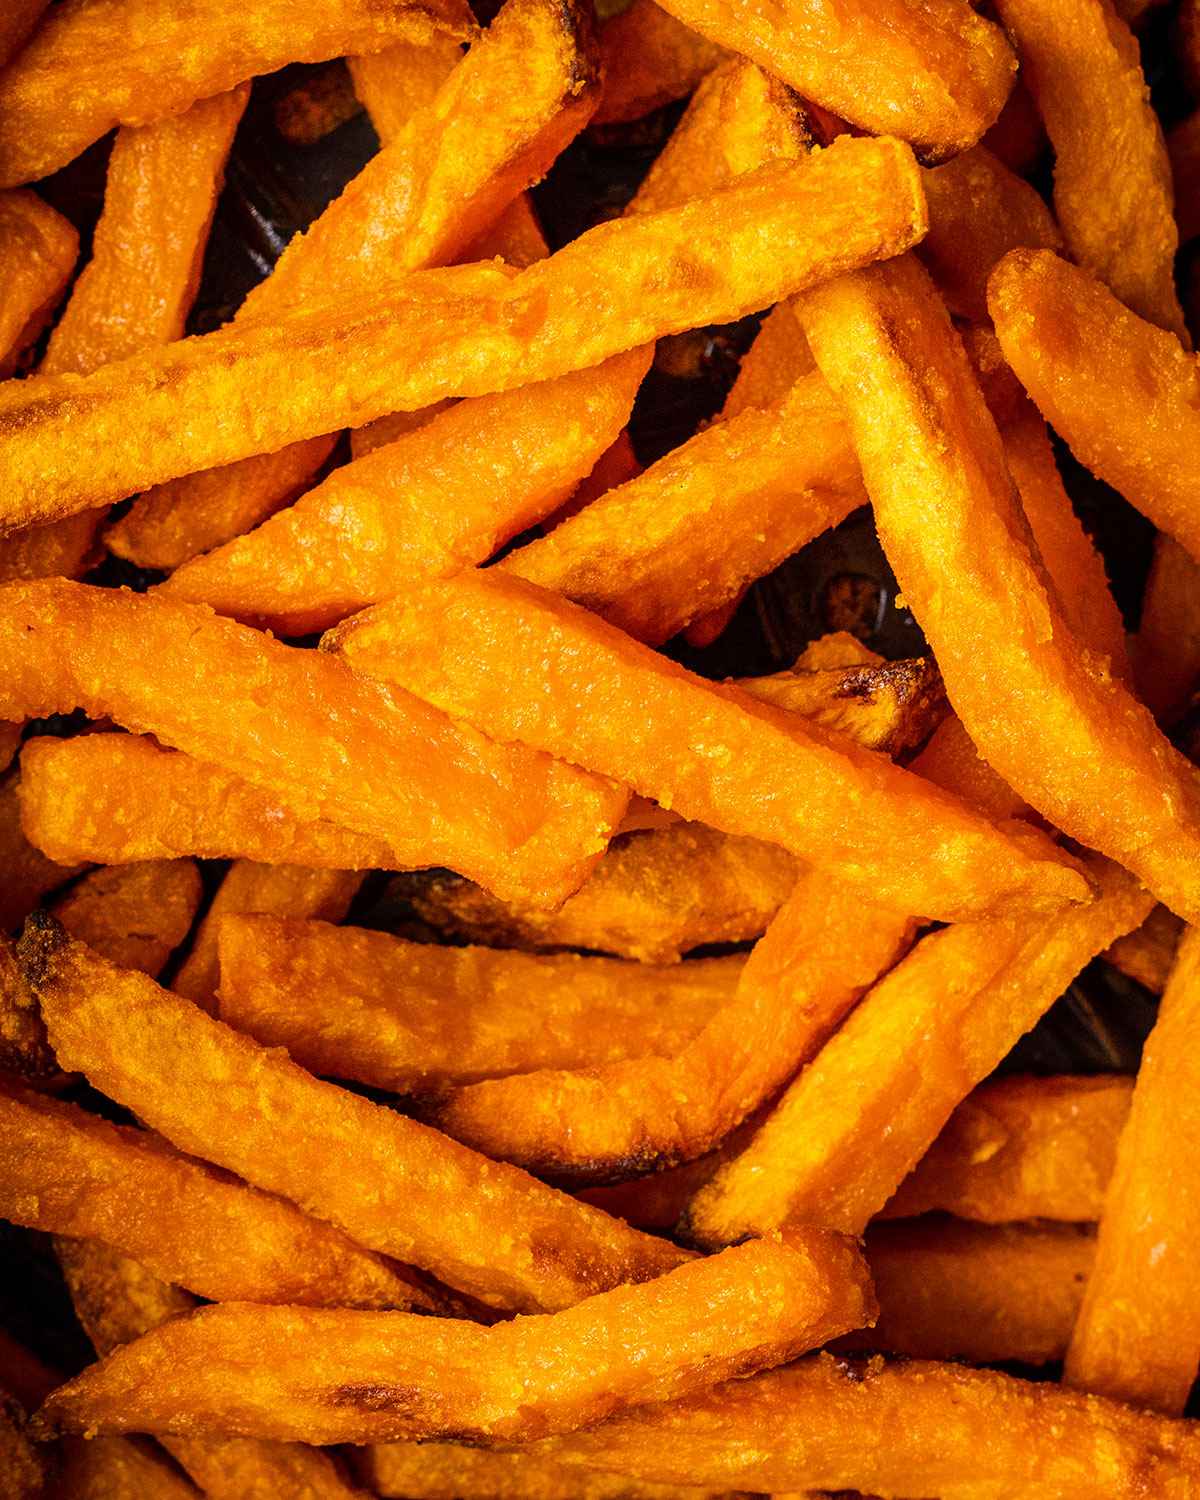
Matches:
[593,0,724,125]
[51,859,202,977]
[1104,902,1183,994]
[722,299,814,420]
[0,189,78,377]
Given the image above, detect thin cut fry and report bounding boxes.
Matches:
[0,0,472,190]
[685,856,1150,1243]
[0,765,83,933]
[0,139,926,533]
[1104,902,1183,993]
[881,1074,1133,1223]
[0,1080,431,1310]
[22,920,688,1313]
[1136,536,1200,722]
[0,189,78,377]
[1065,926,1200,1414]
[347,37,463,144]
[51,859,202,977]
[173,863,363,1012]
[38,1233,872,1444]
[593,0,724,125]
[215,916,741,1092]
[801,252,1200,923]
[0,583,627,910]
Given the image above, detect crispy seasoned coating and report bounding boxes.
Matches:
[1065,927,1200,1413]
[0,0,472,189]
[0,766,83,933]
[0,583,626,909]
[685,857,1150,1243]
[1136,536,1200,722]
[0,189,78,377]
[51,859,201,977]
[215,916,740,1092]
[0,1081,430,1310]
[802,253,1200,923]
[1104,902,1183,993]
[594,0,724,124]
[23,922,688,1313]
[37,1235,873,1444]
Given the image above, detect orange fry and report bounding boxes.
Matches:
[346,38,463,144]
[0,765,82,933]
[22,920,688,1313]
[51,859,201,978]
[0,189,78,377]
[1136,536,1200,723]
[0,0,48,70]
[593,0,724,125]
[53,1433,200,1500]
[0,583,626,909]
[1104,902,1183,993]
[801,253,1200,922]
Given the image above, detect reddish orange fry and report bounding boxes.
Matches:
[0,139,925,534]
[461,192,546,267]
[1066,927,1200,1414]
[1105,902,1184,993]
[347,37,463,144]
[0,0,471,190]
[881,1074,1134,1223]
[51,860,201,978]
[0,583,626,909]
[593,0,725,124]
[909,713,1028,823]
[327,569,1090,923]
[685,857,1150,1244]
[0,766,83,933]
[23,921,688,1313]
[802,253,1200,923]
[349,403,455,462]
[215,916,741,1093]
[175,863,362,1012]
[992,0,1186,340]
[0,1080,432,1310]
[560,430,642,521]
[0,189,78,377]
[1136,536,1200,722]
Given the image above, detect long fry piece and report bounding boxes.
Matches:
[0,189,78,378]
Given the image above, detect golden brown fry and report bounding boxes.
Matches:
[0,189,78,377]
[593,0,724,124]
[881,1074,1133,1223]
[38,1234,872,1444]
[0,765,83,933]
[1136,535,1200,723]
[0,583,626,909]
[216,916,740,1092]
[173,863,363,1012]
[1104,902,1184,993]
[0,1080,431,1310]
[0,139,925,533]
[685,857,1150,1244]
[722,300,814,420]
[1066,927,1200,1413]
[803,253,1200,922]
[0,0,471,190]
[23,921,688,1313]
[347,37,463,143]
[49,860,201,978]
[992,0,1186,339]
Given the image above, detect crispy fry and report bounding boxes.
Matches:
[1065,927,1200,1413]
[991,0,1186,339]
[22,921,688,1312]
[461,192,546,266]
[0,139,926,533]
[882,1074,1133,1223]
[216,916,741,1092]
[0,1080,431,1310]
[0,189,78,377]
[722,301,814,420]
[328,570,1090,922]
[38,1234,872,1444]
[0,0,471,190]
[594,0,724,125]
[0,765,83,933]
[908,713,1027,822]
[173,864,363,1012]
[802,253,1200,922]
[1104,902,1183,993]
[50,860,202,977]
[347,37,463,143]
[1136,534,1200,723]
[685,857,1150,1243]
[0,583,626,909]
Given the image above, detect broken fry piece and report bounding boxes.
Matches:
[51,860,201,978]
[0,189,78,378]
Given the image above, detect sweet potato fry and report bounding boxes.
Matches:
[0,0,472,190]
[0,139,925,533]
[0,189,78,378]
[1104,902,1183,993]
[801,253,1200,923]
[37,1234,872,1444]
[0,1080,431,1310]
[593,0,724,125]
[881,1074,1133,1223]
[216,916,740,1092]
[22,921,688,1312]
[1065,927,1200,1414]
[173,863,363,1012]
[0,765,83,933]
[327,570,1090,922]
[0,583,627,909]
[50,860,201,978]
[908,712,1027,822]
[991,0,1186,340]
[722,299,814,420]
[685,856,1150,1244]
[347,37,463,144]
[1136,536,1200,722]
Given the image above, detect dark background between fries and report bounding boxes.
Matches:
[1,0,1188,1420]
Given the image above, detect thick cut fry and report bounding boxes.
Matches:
[0,189,78,377]
[328,570,1090,923]
[173,863,363,1012]
[0,583,626,909]
[347,38,463,144]
[992,0,1186,339]
[0,766,83,933]
[882,1074,1133,1223]
[1104,902,1183,993]
[1065,927,1200,1414]
[429,875,910,1177]
[216,916,740,1092]
[686,858,1150,1243]
[23,922,688,1313]
[594,0,724,124]
[0,140,926,533]
[1136,536,1200,722]
[50,859,201,977]
[802,253,1200,923]
[0,1398,45,1500]
[0,1081,430,1310]
[0,0,472,189]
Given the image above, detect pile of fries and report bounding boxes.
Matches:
[4,0,1200,1494]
